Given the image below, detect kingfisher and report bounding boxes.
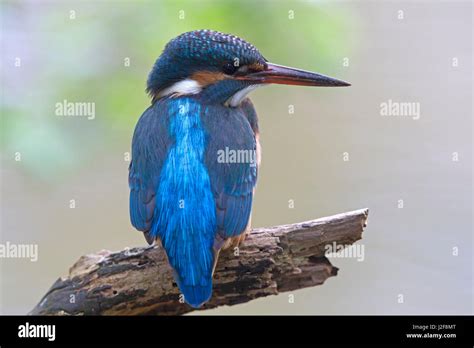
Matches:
[129,30,350,308]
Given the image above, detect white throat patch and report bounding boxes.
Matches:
[157,79,202,98]
[225,85,262,107]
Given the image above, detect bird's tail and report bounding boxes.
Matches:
[157,218,216,308]
[154,184,217,308]
[176,276,213,308]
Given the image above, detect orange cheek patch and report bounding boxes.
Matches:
[191,71,227,87]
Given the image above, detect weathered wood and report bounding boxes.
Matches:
[30,208,369,315]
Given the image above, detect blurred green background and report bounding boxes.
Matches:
[0,0,472,314]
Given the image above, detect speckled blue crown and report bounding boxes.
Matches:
[147,30,267,96]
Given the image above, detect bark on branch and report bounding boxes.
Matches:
[30,208,369,315]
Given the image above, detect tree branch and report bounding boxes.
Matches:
[30,208,369,315]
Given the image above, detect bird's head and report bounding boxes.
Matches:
[147,30,350,107]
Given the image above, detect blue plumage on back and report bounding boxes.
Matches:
[152,98,216,307]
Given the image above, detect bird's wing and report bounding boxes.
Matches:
[128,103,172,244]
[203,102,258,241]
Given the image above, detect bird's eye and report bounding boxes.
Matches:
[222,62,238,75]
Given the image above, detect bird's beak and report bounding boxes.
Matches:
[239,62,350,87]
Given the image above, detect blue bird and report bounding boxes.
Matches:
[129,30,350,308]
